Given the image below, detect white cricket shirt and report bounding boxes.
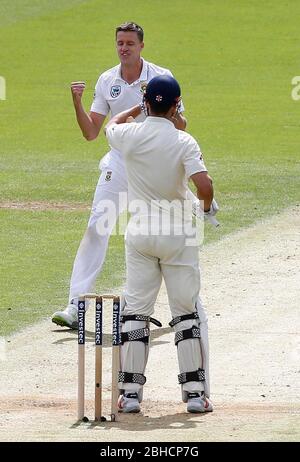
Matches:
[106,118,206,228]
[91,59,184,171]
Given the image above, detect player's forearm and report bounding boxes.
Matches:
[106,105,142,128]
[191,172,214,212]
[200,191,213,212]
[197,179,214,212]
[74,102,99,141]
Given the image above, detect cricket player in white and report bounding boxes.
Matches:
[105,75,214,414]
[52,22,187,328]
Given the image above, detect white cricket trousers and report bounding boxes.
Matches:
[69,168,127,303]
[121,229,206,396]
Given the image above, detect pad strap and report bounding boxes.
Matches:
[169,312,199,327]
[175,327,201,346]
[121,327,150,344]
[118,371,146,385]
[178,368,205,384]
[121,314,162,327]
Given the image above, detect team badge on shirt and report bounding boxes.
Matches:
[105,171,112,181]
[110,85,121,98]
[140,81,148,94]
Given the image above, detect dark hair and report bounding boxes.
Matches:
[115,22,144,42]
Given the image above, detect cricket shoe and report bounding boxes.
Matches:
[51,302,78,329]
[187,392,213,413]
[118,393,141,413]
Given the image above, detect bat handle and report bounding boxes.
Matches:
[206,215,220,227]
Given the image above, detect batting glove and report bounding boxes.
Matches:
[192,198,220,227]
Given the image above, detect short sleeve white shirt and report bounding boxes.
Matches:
[91,59,184,169]
[106,118,206,208]
[91,58,183,119]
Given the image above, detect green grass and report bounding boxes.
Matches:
[0,0,88,27]
[0,209,125,335]
[0,0,299,334]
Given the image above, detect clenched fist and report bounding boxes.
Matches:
[71,81,86,105]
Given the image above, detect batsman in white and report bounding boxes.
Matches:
[51,22,188,328]
[105,75,214,414]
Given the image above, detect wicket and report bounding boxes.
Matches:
[77,293,121,422]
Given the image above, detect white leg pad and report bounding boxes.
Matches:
[119,319,149,402]
[196,297,210,397]
[174,319,205,402]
